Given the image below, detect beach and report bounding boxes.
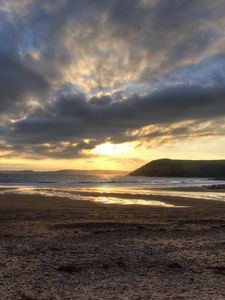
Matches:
[2,0,225,298]
[0,191,225,300]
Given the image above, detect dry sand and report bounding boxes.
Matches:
[0,192,225,299]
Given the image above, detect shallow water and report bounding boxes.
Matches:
[0,172,225,205]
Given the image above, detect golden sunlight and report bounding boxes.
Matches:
[92,142,134,156]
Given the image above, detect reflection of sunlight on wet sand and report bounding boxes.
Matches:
[1,185,225,206]
[91,196,175,207]
[81,186,135,194]
[0,186,178,207]
[77,186,225,202]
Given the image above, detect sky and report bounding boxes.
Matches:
[0,0,225,171]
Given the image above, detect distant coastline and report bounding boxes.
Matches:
[0,169,127,175]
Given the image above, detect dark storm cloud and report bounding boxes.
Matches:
[1,83,224,158]
[0,14,48,116]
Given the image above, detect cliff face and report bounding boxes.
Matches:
[129,159,225,178]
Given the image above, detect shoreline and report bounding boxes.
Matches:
[1,184,225,206]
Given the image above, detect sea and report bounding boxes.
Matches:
[0,171,225,206]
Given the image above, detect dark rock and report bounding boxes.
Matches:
[57,265,81,273]
[102,263,111,270]
[116,259,126,268]
[213,266,225,275]
[167,262,183,269]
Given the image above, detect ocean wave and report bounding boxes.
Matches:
[1,173,225,190]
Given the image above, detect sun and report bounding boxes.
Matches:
[92,142,133,156]
[92,143,121,155]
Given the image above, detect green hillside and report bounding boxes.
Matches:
[129,159,225,178]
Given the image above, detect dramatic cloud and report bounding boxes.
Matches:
[0,0,225,161]
[1,83,224,158]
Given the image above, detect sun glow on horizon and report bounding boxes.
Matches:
[0,136,225,172]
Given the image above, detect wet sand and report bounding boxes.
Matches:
[151,184,225,193]
[0,192,225,299]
